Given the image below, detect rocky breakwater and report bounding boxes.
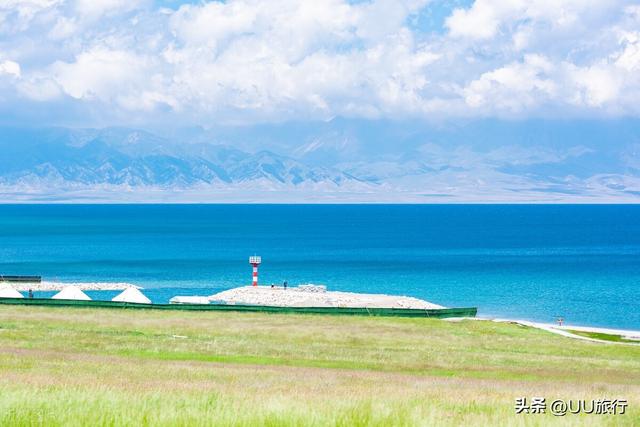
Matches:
[208,284,444,309]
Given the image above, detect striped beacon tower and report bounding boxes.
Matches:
[249,256,261,287]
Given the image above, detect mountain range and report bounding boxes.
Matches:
[1,120,639,202]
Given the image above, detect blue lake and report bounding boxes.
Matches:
[0,204,639,329]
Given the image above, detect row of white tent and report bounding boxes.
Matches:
[0,286,151,304]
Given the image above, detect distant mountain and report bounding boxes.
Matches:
[0,121,639,202]
[0,127,370,201]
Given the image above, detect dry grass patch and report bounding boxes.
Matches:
[0,305,639,426]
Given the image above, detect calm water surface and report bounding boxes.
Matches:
[0,204,638,329]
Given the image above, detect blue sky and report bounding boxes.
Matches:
[1,0,639,131]
[1,1,640,202]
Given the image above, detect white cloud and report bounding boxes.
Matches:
[615,31,640,71]
[0,0,63,34]
[156,0,436,121]
[0,60,21,78]
[463,54,555,111]
[2,0,640,124]
[446,0,505,39]
[170,1,258,48]
[74,0,147,20]
[567,63,621,107]
[51,48,153,104]
[48,16,77,40]
[356,0,428,41]
[446,0,623,40]
[17,75,61,101]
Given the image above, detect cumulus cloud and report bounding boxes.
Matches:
[445,0,621,41]
[1,0,640,125]
[0,0,61,35]
[51,48,150,100]
[74,0,145,17]
[463,54,556,112]
[0,60,21,78]
[615,30,640,71]
[567,64,621,107]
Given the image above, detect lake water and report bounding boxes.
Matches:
[0,204,638,329]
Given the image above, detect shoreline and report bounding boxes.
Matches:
[2,283,638,334]
[448,317,640,345]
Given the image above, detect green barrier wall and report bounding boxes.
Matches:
[0,297,477,318]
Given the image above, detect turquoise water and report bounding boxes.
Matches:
[1,204,639,329]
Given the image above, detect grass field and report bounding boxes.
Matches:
[0,306,638,426]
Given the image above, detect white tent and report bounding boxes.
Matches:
[170,296,210,304]
[0,286,24,298]
[52,286,91,300]
[112,287,151,304]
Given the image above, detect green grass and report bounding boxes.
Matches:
[566,329,640,344]
[0,306,639,426]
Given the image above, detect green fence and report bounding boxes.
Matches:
[0,297,477,319]
[0,275,41,283]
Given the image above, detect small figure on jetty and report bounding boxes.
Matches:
[283,281,287,290]
[28,289,33,299]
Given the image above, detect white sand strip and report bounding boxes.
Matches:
[556,324,640,339]
[446,317,640,345]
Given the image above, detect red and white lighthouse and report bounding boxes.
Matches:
[249,256,261,287]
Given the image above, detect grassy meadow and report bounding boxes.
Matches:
[0,305,639,426]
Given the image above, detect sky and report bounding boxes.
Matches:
[1,1,640,203]
[1,0,640,129]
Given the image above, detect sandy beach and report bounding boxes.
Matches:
[208,285,445,309]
